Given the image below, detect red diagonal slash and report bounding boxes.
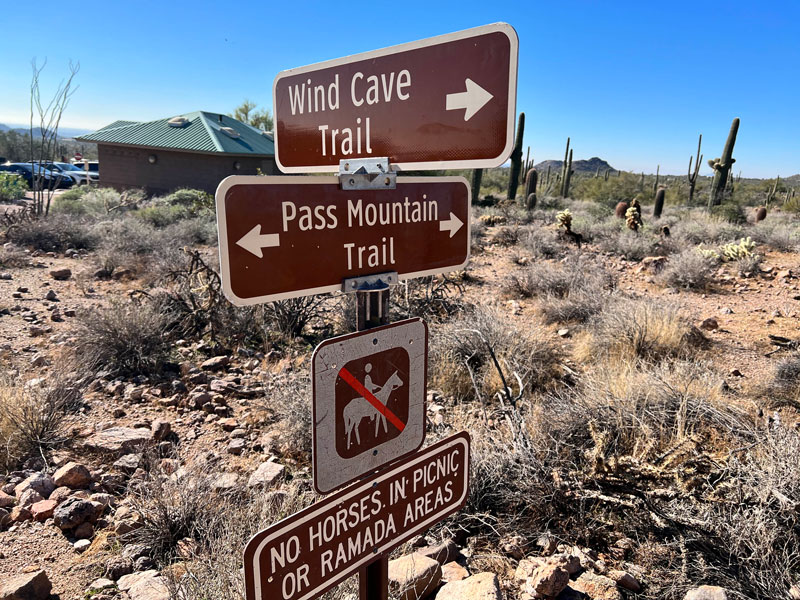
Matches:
[338,367,406,433]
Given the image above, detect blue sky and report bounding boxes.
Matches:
[1,1,797,177]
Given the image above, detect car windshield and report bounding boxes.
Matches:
[55,162,82,171]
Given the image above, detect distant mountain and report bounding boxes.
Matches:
[0,122,91,138]
[533,156,617,175]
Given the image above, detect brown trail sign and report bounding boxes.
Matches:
[215,176,470,306]
[312,318,427,494]
[272,23,518,172]
[243,432,470,600]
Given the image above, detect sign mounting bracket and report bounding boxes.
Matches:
[339,158,396,190]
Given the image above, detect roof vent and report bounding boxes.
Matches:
[219,126,241,139]
[167,116,189,128]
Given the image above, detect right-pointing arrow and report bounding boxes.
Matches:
[439,212,464,238]
[236,224,280,258]
[445,78,494,121]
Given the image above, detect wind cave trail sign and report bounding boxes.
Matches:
[243,432,470,600]
[216,176,470,306]
[312,318,427,494]
[272,23,518,172]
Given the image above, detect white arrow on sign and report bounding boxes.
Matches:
[439,212,464,238]
[236,224,280,258]
[445,78,494,121]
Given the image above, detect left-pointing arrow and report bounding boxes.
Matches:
[236,224,280,258]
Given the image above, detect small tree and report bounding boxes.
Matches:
[230,99,273,132]
[29,59,80,217]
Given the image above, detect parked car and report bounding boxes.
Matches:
[0,163,73,190]
[71,161,100,179]
[44,162,99,185]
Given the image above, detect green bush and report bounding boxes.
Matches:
[572,172,644,207]
[164,188,214,211]
[0,173,28,201]
[135,203,192,227]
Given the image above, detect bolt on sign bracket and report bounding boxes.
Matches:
[339,158,396,190]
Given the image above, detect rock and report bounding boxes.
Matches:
[637,256,667,274]
[0,491,15,508]
[247,461,285,488]
[227,438,246,455]
[526,564,570,598]
[9,506,32,522]
[74,521,95,539]
[84,427,151,455]
[118,570,169,600]
[514,558,544,582]
[700,317,718,331]
[553,587,586,599]
[113,454,141,473]
[417,539,459,566]
[436,572,502,600]
[0,507,9,526]
[44,289,58,301]
[105,556,134,580]
[15,473,55,499]
[212,472,239,491]
[53,497,96,530]
[30,499,57,521]
[151,419,171,442]
[608,570,641,593]
[721,307,733,314]
[73,539,91,552]
[388,553,442,600]
[53,461,92,489]
[684,586,729,600]
[219,417,238,431]
[441,561,469,583]
[88,578,115,592]
[49,268,71,280]
[17,489,44,508]
[571,572,622,600]
[201,355,230,371]
[0,569,52,600]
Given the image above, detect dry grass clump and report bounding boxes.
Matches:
[0,245,31,268]
[765,354,800,408]
[658,249,717,290]
[0,368,86,470]
[672,215,744,245]
[598,230,669,261]
[8,214,97,252]
[576,297,706,364]
[521,225,563,259]
[750,220,800,252]
[76,297,180,376]
[430,305,562,403]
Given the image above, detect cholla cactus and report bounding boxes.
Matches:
[556,209,572,231]
[625,206,641,231]
[698,247,721,261]
[720,237,756,261]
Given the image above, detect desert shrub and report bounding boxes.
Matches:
[8,214,97,251]
[736,253,763,277]
[491,225,521,246]
[164,216,217,246]
[0,369,87,471]
[395,275,468,322]
[572,171,642,207]
[750,221,800,251]
[521,226,563,259]
[774,355,800,384]
[658,249,717,290]
[710,202,747,224]
[431,305,562,403]
[600,229,666,260]
[578,297,706,364]
[0,245,30,268]
[673,215,744,245]
[50,185,107,217]
[505,257,613,300]
[76,298,180,376]
[163,188,213,211]
[0,172,28,201]
[262,295,331,339]
[261,372,312,462]
[135,202,192,227]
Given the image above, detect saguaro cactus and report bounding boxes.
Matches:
[524,168,538,210]
[766,176,780,208]
[559,137,570,197]
[653,186,666,219]
[652,165,660,194]
[471,169,483,202]
[562,149,574,198]
[708,117,740,208]
[687,134,702,205]
[507,112,525,201]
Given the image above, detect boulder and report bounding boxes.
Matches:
[53,497,96,530]
[119,570,169,600]
[514,558,545,582]
[14,474,55,500]
[201,356,230,371]
[151,419,171,442]
[53,461,92,489]
[30,499,57,521]
[416,539,458,566]
[49,268,72,280]
[0,569,52,600]
[84,427,150,455]
[247,461,285,488]
[49,486,72,503]
[571,572,622,600]
[441,561,469,583]
[526,564,569,598]
[436,572,502,600]
[9,506,32,522]
[608,570,641,593]
[0,491,15,508]
[227,439,246,455]
[684,586,729,600]
[388,553,442,600]
[17,489,44,508]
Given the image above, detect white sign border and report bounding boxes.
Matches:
[215,175,472,307]
[271,22,519,173]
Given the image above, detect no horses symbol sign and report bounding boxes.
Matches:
[312,318,427,494]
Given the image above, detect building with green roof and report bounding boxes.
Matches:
[77,111,277,195]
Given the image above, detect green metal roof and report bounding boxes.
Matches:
[77,111,274,156]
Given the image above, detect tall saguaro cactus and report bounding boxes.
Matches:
[507,112,525,201]
[708,118,740,208]
[471,169,483,203]
[562,149,574,198]
[653,186,666,219]
[687,134,702,205]
[524,168,538,210]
